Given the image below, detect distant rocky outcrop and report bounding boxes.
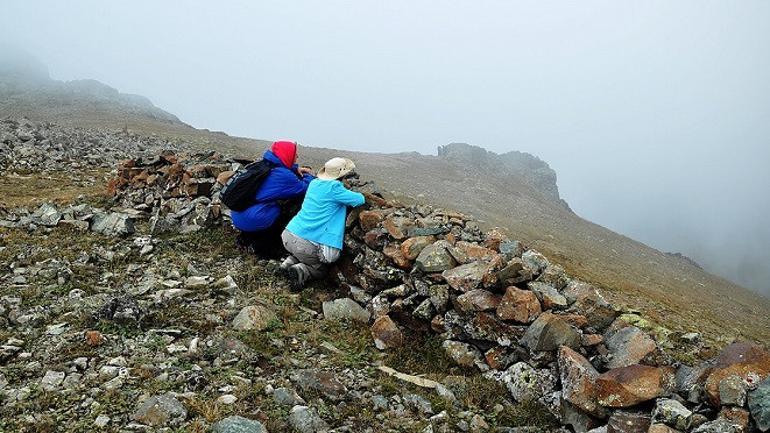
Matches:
[438,142,569,210]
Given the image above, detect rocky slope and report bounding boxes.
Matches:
[2,119,770,432]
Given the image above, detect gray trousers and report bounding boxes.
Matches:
[281,229,341,282]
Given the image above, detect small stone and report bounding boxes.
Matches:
[404,393,433,415]
[231,304,277,331]
[288,405,329,433]
[212,415,268,433]
[652,398,692,431]
[371,315,403,350]
[521,249,549,273]
[469,414,489,432]
[322,298,371,323]
[217,394,237,405]
[85,330,105,347]
[185,275,210,289]
[131,392,187,427]
[359,210,385,231]
[498,362,558,409]
[496,286,541,323]
[647,425,680,433]
[691,418,741,433]
[94,415,110,428]
[293,370,347,401]
[273,387,306,407]
[90,212,135,236]
[40,370,65,391]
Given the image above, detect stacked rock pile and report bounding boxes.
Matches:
[337,187,770,433]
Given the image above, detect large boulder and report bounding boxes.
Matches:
[521,312,580,352]
[704,341,770,407]
[558,346,607,418]
[496,286,541,323]
[596,365,674,408]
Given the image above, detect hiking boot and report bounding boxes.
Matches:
[282,263,311,292]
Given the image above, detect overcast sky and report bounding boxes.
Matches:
[4,1,770,293]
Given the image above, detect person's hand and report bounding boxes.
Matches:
[298,166,315,176]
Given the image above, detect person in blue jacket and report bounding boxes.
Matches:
[231,141,315,257]
[281,157,365,289]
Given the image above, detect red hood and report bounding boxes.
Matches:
[271,141,297,168]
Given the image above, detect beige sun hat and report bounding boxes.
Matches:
[317,157,356,180]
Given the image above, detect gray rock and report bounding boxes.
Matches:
[288,405,329,433]
[719,375,747,407]
[442,340,488,371]
[521,250,549,274]
[652,398,692,430]
[131,392,187,427]
[90,212,135,236]
[212,416,268,433]
[415,241,457,272]
[749,377,770,432]
[403,393,434,415]
[691,418,740,433]
[604,326,658,369]
[40,370,65,391]
[232,305,278,331]
[322,298,371,323]
[38,203,62,227]
[273,387,306,407]
[521,312,580,352]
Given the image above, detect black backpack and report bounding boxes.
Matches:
[219,160,273,211]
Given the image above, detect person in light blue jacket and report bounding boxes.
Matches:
[281,157,365,289]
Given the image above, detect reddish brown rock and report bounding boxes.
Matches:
[383,244,411,269]
[85,330,105,347]
[481,254,506,288]
[558,346,607,418]
[484,346,519,371]
[596,365,674,408]
[497,287,541,323]
[383,216,414,240]
[564,280,619,331]
[400,236,436,260]
[456,289,501,313]
[364,229,387,250]
[359,210,385,231]
[719,407,750,432]
[561,313,589,329]
[216,170,235,185]
[582,334,604,347]
[371,315,403,350]
[704,341,770,407]
[483,228,509,251]
[452,241,497,263]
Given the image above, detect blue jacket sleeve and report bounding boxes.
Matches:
[333,182,365,207]
[256,168,314,201]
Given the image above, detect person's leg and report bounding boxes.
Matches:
[281,230,326,289]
